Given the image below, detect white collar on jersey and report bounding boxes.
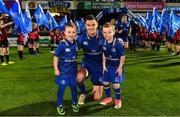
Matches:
[86,30,99,40]
[104,38,117,46]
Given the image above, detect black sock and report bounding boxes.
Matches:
[6,55,9,63]
[0,55,4,63]
[18,51,21,59]
[29,48,31,54]
[36,48,39,53]
[30,48,33,55]
[157,45,160,51]
[20,51,23,59]
[18,51,23,59]
[51,46,54,51]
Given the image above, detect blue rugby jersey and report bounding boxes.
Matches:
[77,30,103,66]
[115,22,130,39]
[102,38,125,67]
[54,39,78,77]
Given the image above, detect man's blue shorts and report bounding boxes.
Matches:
[80,61,102,86]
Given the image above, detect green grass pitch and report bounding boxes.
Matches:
[0,47,180,116]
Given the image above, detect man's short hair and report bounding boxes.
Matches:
[85,14,97,23]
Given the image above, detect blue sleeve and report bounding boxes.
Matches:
[54,43,65,57]
[116,42,125,56]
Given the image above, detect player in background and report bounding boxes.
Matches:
[0,14,14,66]
[28,23,38,55]
[17,32,25,60]
[115,14,131,48]
[53,22,79,115]
[100,22,125,109]
[129,20,140,51]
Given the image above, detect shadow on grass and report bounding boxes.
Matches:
[148,62,180,68]
[148,57,179,62]
[0,99,111,116]
[0,101,57,116]
[162,77,180,82]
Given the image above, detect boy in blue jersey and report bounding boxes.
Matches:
[115,14,131,48]
[100,22,125,109]
[53,22,79,115]
[76,15,103,105]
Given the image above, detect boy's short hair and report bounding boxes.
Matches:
[85,14,97,23]
[65,22,77,31]
[102,22,115,32]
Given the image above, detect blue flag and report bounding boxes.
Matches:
[76,18,85,34]
[160,9,170,35]
[151,7,161,32]
[146,12,153,32]
[9,0,27,33]
[23,3,32,33]
[137,14,147,27]
[169,11,180,39]
[58,15,67,31]
[0,0,9,14]
[34,4,47,27]
[45,10,58,31]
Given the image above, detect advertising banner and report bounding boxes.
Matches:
[124,2,164,11]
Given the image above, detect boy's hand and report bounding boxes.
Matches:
[54,69,60,76]
[119,30,122,33]
[116,67,122,77]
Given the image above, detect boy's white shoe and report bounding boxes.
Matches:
[78,94,86,105]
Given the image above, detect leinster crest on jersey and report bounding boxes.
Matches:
[65,48,71,52]
[83,41,88,45]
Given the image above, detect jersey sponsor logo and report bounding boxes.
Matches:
[111,47,116,52]
[65,59,76,62]
[84,51,102,55]
[91,50,96,53]
[60,80,65,85]
[65,48,71,52]
[83,41,88,45]
[106,57,119,61]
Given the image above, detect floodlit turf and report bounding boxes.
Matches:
[0,47,180,116]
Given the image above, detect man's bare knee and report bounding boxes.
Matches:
[76,68,86,83]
